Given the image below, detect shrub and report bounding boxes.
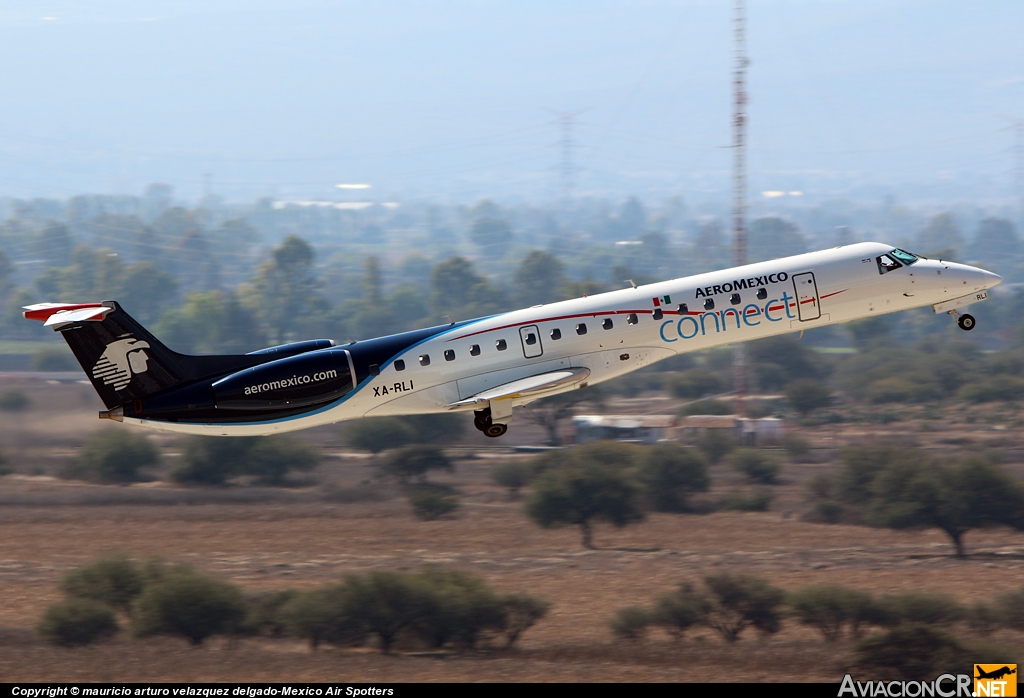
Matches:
[651,582,710,639]
[408,487,460,520]
[728,448,780,484]
[703,573,785,642]
[382,445,453,483]
[172,435,318,486]
[719,490,773,512]
[342,570,433,654]
[525,460,644,549]
[693,429,736,464]
[415,568,506,651]
[499,593,550,647]
[636,444,709,512]
[874,591,964,627]
[66,429,159,484]
[400,414,467,445]
[668,369,723,399]
[0,390,30,412]
[342,417,415,454]
[788,585,875,642]
[243,589,299,638]
[279,587,357,649]
[785,380,832,416]
[61,554,144,615]
[132,567,247,645]
[967,602,1002,636]
[813,500,844,524]
[609,606,651,641]
[957,375,1024,403]
[31,347,77,372]
[855,624,1012,680]
[995,584,1024,632]
[492,462,531,496]
[37,598,118,647]
[781,433,811,461]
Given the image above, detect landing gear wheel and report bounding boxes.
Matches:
[958,314,976,331]
[473,408,492,433]
[484,423,508,438]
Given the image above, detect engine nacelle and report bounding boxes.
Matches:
[246,339,335,359]
[213,348,355,410]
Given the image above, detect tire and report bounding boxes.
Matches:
[958,314,975,331]
[484,423,508,438]
[474,408,492,432]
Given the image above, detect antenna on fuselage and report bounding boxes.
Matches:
[626,279,637,289]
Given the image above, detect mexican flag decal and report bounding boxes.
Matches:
[652,295,671,306]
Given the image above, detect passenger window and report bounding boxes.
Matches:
[444,349,455,361]
[602,318,613,330]
[550,328,561,340]
[576,323,587,335]
[877,254,902,274]
[678,303,689,315]
[419,354,430,366]
[730,293,741,305]
[627,313,638,325]
[703,298,715,310]
[394,359,405,372]
[496,339,507,351]
[652,308,663,320]
[369,364,380,376]
[525,332,537,345]
[470,344,481,356]
[756,288,767,300]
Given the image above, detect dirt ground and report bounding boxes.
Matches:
[1,377,1023,682]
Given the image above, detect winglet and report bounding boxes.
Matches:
[23,302,107,323]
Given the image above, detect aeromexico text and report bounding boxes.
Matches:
[693,272,789,298]
[244,369,339,396]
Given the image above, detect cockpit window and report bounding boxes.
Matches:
[876,254,902,275]
[890,248,919,266]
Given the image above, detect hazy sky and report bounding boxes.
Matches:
[0,1,1021,203]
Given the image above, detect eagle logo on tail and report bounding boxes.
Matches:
[92,338,151,391]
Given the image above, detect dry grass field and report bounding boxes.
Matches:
[1,377,1023,682]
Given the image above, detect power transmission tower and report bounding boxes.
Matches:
[550,110,584,204]
[732,0,749,417]
[1014,120,1024,228]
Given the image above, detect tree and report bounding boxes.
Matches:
[917,213,963,257]
[525,461,644,549]
[172,435,318,486]
[867,457,1024,557]
[248,235,321,342]
[382,445,453,483]
[469,216,513,258]
[66,429,159,484]
[514,251,566,307]
[788,584,875,642]
[785,380,833,416]
[118,262,179,324]
[702,573,785,642]
[728,448,780,485]
[132,567,246,645]
[342,571,431,654]
[37,599,118,647]
[651,582,710,639]
[61,555,144,616]
[279,587,356,650]
[748,217,806,263]
[521,386,602,446]
[343,416,466,454]
[973,217,1019,265]
[637,444,709,512]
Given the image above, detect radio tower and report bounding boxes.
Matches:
[732,0,749,417]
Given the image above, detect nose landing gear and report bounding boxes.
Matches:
[473,408,508,438]
[947,309,976,331]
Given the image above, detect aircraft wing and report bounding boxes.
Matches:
[448,367,591,411]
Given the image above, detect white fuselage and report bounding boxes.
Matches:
[128,242,1002,436]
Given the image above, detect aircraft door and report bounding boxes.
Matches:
[792,272,821,321]
[519,325,543,358]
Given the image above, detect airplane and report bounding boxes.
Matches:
[24,242,1002,438]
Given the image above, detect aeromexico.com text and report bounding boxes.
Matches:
[693,272,789,298]
[243,370,338,395]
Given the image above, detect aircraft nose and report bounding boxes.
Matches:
[980,268,1003,289]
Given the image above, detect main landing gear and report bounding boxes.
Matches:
[947,309,976,331]
[474,408,508,438]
